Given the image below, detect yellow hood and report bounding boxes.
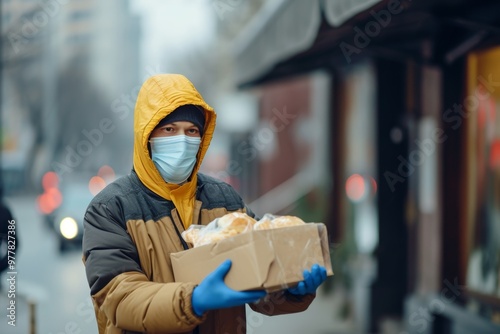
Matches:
[133,74,216,228]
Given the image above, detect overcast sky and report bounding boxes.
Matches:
[130,0,217,75]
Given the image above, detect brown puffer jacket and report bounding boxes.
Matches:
[82,74,314,334]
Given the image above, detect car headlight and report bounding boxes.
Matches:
[60,217,78,240]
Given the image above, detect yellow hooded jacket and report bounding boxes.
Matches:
[82,74,315,334]
[133,74,216,229]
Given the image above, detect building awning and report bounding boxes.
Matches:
[233,0,383,85]
[323,0,383,27]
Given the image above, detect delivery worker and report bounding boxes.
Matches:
[82,74,327,334]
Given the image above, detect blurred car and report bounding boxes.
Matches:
[38,168,119,252]
[50,182,95,252]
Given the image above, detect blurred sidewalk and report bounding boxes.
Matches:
[0,289,32,334]
[247,285,359,334]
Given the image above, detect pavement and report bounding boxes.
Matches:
[0,194,98,334]
[0,282,359,334]
[247,285,359,334]
[0,291,32,334]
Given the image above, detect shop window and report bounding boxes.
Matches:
[342,61,378,255]
[465,47,500,302]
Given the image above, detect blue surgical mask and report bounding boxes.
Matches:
[149,135,201,184]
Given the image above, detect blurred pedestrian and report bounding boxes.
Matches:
[82,74,327,333]
[0,184,16,290]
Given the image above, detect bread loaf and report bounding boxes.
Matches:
[191,212,255,247]
[254,215,306,230]
[217,212,256,233]
[270,215,306,228]
[181,226,201,245]
[185,213,307,247]
[253,215,273,230]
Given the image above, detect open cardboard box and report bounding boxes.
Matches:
[170,223,333,292]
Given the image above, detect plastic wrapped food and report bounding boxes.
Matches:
[182,212,256,247]
[254,214,306,230]
[182,212,306,247]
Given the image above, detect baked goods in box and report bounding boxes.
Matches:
[253,213,306,230]
[182,212,306,247]
[182,212,256,247]
[217,212,257,231]
[253,213,273,231]
[182,225,202,245]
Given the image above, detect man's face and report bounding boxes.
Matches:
[150,121,201,138]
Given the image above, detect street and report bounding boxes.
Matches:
[0,194,98,334]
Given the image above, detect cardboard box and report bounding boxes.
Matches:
[170,223,333,292]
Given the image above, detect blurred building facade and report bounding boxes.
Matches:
[224,0,500,333]
[1,0,140,194]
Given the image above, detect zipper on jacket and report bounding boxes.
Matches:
[173,223,189,250]
[171,210,190,250]
[172,210,198,334]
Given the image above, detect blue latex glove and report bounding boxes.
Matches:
[192,259,267,316]
[287,264,327,296]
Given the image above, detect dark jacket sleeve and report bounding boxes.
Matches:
[250,290,315,316]
[244,204,259,221]
[83,200,205,333]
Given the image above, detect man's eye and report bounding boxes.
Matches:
[164,127,174,132]
[188,129,199,134]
